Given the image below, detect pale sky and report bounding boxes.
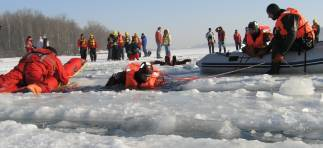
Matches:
[0,0,322,49]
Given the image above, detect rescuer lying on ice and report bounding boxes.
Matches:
[105,62,165,90]
[0,47,85,94]
[151,55,191,66]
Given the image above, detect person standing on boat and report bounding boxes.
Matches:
[242,21,272,58]
[266,3,315,74]
[233,29,242,51]
[206,28,216,54]
[215,26,226,53]
[312,19,320,43]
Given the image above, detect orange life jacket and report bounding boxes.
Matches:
[79,38,88,48]
[125,63,162,89]
[246,25,272,49]
[275,8,315,39]
[88,38,97,48]
[117,35,124,48]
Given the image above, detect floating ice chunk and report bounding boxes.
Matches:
[279,77,314,96]
[264,132,273,137]
[256,91,272,98]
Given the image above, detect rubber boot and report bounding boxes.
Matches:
[267,62,281,75]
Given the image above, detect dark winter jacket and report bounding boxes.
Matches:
[141,35,147,47]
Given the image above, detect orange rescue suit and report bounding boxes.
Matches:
[125,63,163,89]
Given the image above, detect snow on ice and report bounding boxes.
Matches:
[0,48,323,147]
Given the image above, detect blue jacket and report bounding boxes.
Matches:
[141,35,147,46]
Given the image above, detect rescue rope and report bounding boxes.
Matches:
[165,61,268,81]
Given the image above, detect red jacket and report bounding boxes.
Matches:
[218,30,225,42]
[155,31,163,44]
[233,32,241,43]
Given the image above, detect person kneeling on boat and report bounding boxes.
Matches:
[242,21,273,58]
[152,55,191,66]
[105,62,164,90]
[0,47,85,94]
[266,3,315,74]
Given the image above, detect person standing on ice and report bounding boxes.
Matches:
[127,36,141,60]
[312,19,320,43]
[206,28,216,54]
[117,32,125,60]
[24,36,34,53]
[42,35,50,48]
[36,36,44,49]
[107,33,114,60]
[155,26,163,58]
[88,33,98,62]
[233,29,242,50]
[112,31,119,60]
[242,21,273,57]
[124,32,131,59]
[266,3,315,74]
[162,29,171,58]
[141,33,148,57]
[215,26,226,53]
[77,33,88,60]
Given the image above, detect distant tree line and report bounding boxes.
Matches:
[0,9,110,58]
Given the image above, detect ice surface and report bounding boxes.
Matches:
[0,120,322,148]
[0,48,323,147]
[279,77,315,96]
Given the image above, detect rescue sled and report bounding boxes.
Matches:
[197,42,323,74]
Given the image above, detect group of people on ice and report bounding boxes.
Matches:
[206,3,321,74]
[1,3,321,94]
[77,33,98,62]
[105,31,150,61]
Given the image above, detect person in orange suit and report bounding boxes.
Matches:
[0,47,85,94]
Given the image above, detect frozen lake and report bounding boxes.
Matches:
[0,47,323,147]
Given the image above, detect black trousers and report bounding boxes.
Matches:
[235,42,241,50]
[208,43,214,54]
[80,48,87,60]
[89,48,97,62]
